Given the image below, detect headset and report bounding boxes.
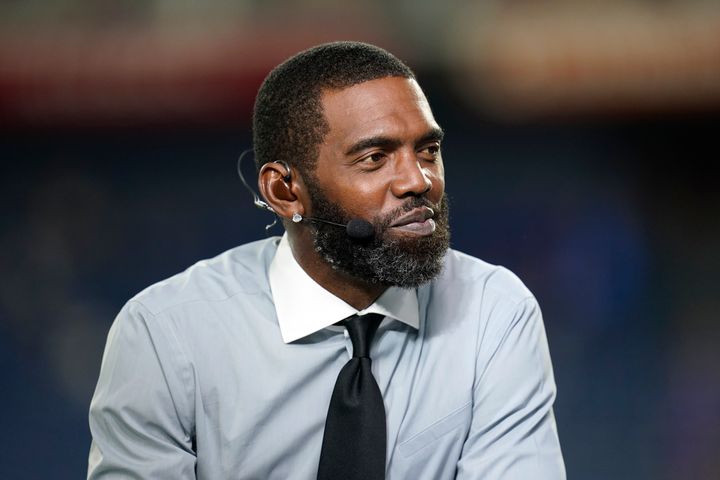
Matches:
[236,148,289,233]
[236,148,374,240]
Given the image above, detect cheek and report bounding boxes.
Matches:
[351,181,390,208]
[428,165,445,201]
[320,177,388,213]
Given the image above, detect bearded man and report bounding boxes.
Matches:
[88,41,565,479]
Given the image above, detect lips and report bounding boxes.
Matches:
[390,206,435,228]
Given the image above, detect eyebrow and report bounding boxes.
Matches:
[344,127,445,157]
[416,127,445,147]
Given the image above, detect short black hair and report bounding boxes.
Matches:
[252,41,415,176]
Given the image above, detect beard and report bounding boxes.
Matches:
[305,184,451,288]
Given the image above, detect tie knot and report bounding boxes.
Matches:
[344,313,384,358]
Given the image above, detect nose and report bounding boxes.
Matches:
[390,151,433,198]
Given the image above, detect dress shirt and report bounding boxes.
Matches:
[88,236,565,479]
[269,234,418,344]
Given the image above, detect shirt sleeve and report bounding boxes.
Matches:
[87,301,196,479]
[456,296,566,479]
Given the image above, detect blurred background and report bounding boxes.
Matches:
[1,1,718,478]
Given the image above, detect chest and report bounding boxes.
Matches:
[185,299,479,479]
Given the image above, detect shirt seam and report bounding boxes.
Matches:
[128,299,196,441]
[137,287,267,318]
[474,295,538,391]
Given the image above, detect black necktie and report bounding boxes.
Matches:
[317,313,386,480]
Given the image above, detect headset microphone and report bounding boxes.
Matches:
[346,218,376,240]
[292,214,375,241]
[237,149,375,241]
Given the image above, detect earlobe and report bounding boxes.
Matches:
[258,162,307,220]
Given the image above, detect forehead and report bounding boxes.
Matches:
[319,77,438,149]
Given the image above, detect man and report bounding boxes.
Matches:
[88,41,565,479]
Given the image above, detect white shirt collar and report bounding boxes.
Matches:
[269,234,419,343]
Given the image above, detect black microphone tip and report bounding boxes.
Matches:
[346,218,375,240]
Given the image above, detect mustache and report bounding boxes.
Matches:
[375,196,442,230]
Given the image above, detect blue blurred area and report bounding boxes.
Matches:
[1,75,719,480]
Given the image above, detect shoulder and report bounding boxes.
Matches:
[437,248,534,306]
[129,237,280,316]
[428,249,545,364]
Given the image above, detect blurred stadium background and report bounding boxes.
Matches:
[1,1,719,478]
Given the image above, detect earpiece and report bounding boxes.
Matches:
[237,149,374,241]
[237,150,282,216]
[274,160,292,183]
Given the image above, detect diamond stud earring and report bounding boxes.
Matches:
[292,213,303,223]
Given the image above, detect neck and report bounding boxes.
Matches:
[288,229,387,310]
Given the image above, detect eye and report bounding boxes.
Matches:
[418,143,441,161]
[359,151,387,164]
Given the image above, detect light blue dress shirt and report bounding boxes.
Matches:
[88,235,565,479]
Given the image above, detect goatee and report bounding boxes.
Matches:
[306,185,451,288]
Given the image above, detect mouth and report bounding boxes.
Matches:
[388,206,436,236]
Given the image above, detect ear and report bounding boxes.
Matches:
[258,162,308,221]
